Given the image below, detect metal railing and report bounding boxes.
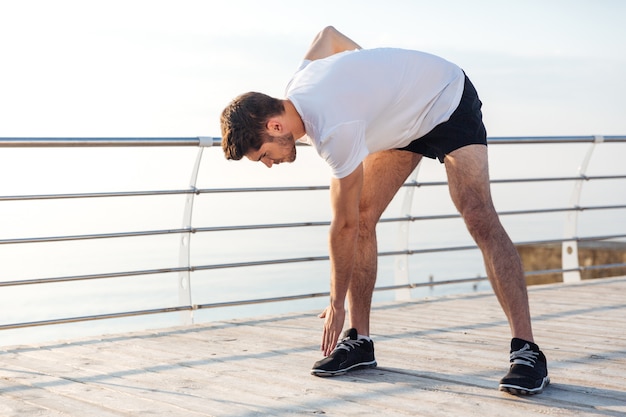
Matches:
[0,135,625,332]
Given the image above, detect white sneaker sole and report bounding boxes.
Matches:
[499,376,550,395]
[311,360,377,377]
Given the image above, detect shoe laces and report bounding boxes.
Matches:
[335,337,364,352]
[510,343,538,367]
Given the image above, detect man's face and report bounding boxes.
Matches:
[246,132,296,168]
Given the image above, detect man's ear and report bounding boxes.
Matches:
[266,118,282,136]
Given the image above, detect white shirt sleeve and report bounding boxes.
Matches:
[318,121,369,179]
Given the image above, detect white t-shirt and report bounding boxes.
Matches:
[285,48,464,178]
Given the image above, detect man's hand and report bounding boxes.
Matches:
[318,304,346,356]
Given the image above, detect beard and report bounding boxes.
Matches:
[276,132,297,163]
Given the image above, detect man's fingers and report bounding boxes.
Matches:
[321,328,330,354]
[322,329,336,356]
[322,325,341,356]
[319,305,345,356]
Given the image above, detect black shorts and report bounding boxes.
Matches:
[398,74,487,163]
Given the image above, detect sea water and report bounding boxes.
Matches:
[0,141,624,346]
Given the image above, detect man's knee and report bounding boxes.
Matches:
[358,207,379,236]
[460,202,501,242]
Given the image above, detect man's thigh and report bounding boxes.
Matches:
[360,149,421,220]
[444,144,495,214]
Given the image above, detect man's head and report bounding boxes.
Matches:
[220,92,296,167]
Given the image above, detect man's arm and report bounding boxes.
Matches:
[304,26,362,61]
[320,163,363,356]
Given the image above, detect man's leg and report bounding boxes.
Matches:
[311,150,421,376]
[443,144,549,395]
[311,149,420,377]
[443,144,533,340]
[348,149,421,336]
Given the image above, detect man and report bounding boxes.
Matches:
[220,26,549,395]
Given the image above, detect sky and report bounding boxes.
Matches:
[0,0,625,139]
[0,0,624,345]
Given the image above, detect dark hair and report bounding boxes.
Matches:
[220,92,285,160]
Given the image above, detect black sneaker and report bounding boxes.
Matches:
[311,328,377,377]
[499,338,550,395]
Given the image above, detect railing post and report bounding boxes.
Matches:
[178,137,212,324]
[562,135,603,282]
[394,162,422,300]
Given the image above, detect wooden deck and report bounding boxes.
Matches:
[1,276,625,416]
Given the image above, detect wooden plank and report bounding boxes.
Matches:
[0,276,625,417]
[6,342,253,416]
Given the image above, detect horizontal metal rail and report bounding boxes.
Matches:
[1,260,624,331]
[3,233,625,288]
[0,137,218,147]
[1,135,625,148]
[0,228,190,245]
[487,135,626,144]
[1,174,624,203]
[2,203,624,246]
[0,306,194,330]
[0,189,196,202]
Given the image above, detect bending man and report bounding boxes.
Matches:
[220,26,549,395]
